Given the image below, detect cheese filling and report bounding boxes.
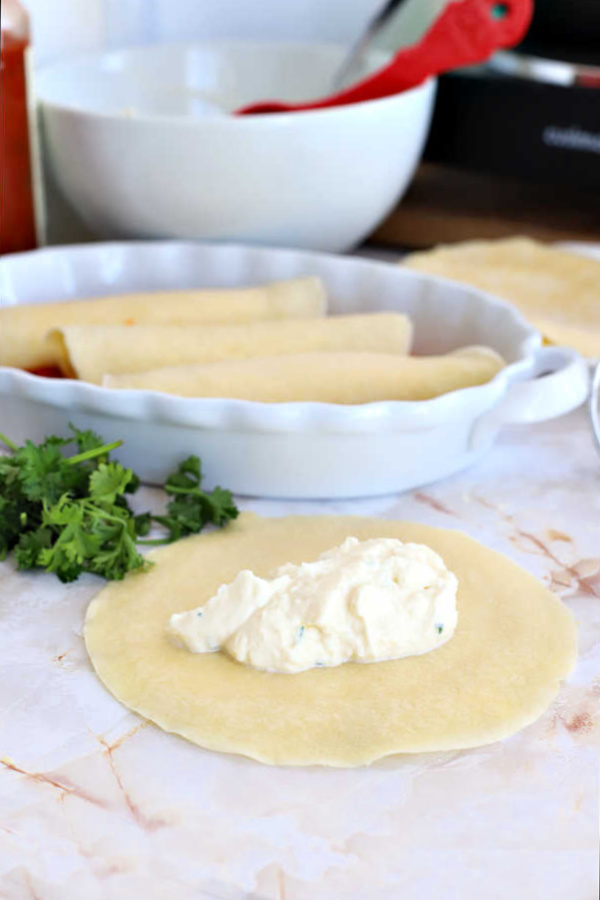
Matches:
[167,537,458,674]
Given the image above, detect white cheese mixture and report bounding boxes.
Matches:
[167,537,458,674]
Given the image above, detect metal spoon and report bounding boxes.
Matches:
[331,0,413,93]
[236,0,533,115]
[589,362,600,455]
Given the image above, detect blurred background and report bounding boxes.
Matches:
[2,0,599,253]
[22,0,445,65]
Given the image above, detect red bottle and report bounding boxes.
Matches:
[1,0,42,254]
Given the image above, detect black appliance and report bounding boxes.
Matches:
[423,0,600,189]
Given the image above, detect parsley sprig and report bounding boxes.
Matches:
[143,456,238,544]
[0,425,238,583]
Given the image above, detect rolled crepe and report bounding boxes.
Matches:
[0,277,327,371]
[48,313,413,384]
[103,346,505,403]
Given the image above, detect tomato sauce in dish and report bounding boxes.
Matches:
[27,366,65,379]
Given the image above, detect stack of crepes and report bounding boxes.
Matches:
[403,237,600,359]
[0,276,505,404]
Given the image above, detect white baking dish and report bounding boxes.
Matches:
[0,241,589,498]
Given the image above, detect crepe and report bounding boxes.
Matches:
[103,346,504,402]
[0,277,327,371]
[47,313,413,384]
[84,513,577,767]
[403,237,600,357]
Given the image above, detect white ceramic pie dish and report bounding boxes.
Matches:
[0,241,589,498]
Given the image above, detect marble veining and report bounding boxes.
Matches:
[0,409,598,900]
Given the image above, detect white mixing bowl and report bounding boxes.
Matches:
[36,41,435,252]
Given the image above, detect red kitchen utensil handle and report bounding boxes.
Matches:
[319,0,533,106]
[391,0,532,83]
[238,0,533,114]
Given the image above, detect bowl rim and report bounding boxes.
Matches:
[35,38,435,126]
[0,240,540,433]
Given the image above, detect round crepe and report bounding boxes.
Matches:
[84,514,577,767]
[403,237,600,358]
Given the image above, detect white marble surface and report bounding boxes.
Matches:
[1,408,599,900]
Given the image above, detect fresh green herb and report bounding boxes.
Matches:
[143,456,238,545]
[436,624,444,634]
[0,426,238,583]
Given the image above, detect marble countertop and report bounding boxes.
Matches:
[1,408,598,900]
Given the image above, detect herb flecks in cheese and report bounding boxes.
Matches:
[167,537,458,673]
